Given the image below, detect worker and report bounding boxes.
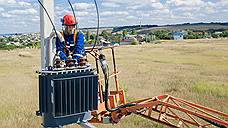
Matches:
[51,14,84,67]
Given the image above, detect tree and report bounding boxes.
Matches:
[131,40,139,45]
[111,33,121,43]
[122,29,127,39]
[131,29,137,35]
[153,30,171,40]
[211,33,219,38]
[100,30,111,40]
[90,34,96,40]
[85,30,90,41]
[7,36,14,42]
[145,34,156,42]
[222,30,228,37]
[184,30,199,39]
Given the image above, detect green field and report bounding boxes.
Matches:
[0,39,227,128]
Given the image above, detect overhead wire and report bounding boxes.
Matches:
[37,0,60,42]
[67,0,78,30]
[89,0,100,52]
[67,0,100,52]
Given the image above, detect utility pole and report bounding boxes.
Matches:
[40,0,54,70]
[140,20,142,28]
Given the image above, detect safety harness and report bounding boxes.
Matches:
[60,30,78,56]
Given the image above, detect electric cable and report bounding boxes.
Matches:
[99,54,136,112]
[67,0,100,52]
[38,0,60,42]
[67,0,78,30]
[89,0,100,52]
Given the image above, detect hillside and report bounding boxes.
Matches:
[111,22,228,34]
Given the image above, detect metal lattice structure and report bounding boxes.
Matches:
[86,47,228,128]
[111,95,228,128]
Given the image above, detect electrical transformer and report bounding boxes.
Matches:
[36,67,98,127]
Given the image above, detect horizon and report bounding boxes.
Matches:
[0,21,227,35]
[0,0,228,34]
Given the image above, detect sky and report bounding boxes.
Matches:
[0,0,227,34]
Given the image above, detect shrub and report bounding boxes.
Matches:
[111,35,121,43]
[211,33,219,38]
[222,30,228,37]
[184,30,199,39]
[152,30,172,40]
[131,40,139,45]
[0,43,18,50]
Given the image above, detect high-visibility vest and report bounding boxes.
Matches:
[60,31,78,55]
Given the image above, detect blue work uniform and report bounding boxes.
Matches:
[56,31,84,63]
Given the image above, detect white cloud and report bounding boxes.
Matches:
[73,3,94,11]
[181,12,197,20]
[101,2,120,8]
[141,13,150,17]
[125,15,137,21]
[203,2,216,14]
[8,8,37,15]
[213,0,228,11]
[166,0,204,7]
[101,0,128,4]
[31,18,39,22]
[18,1,31,7]
[127,0,167,11]
[128,4,143,10]
[221,9,228,13]
[217,0,228,6]
[0,7,4,12]
[77,11,89,17]
[0,0,16,5]
[1,12,14,18]
[174,6,200,11]
[55,6,63,11]
[0,0,228,34]
[150,2,164,9]
[171,1,223,16]
[101,11,128,17]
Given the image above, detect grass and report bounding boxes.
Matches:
[0,42,41,50]
[0,39,228,127]
[192,82,228,97]
[0,43,21,50]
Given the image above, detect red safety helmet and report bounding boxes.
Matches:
[62,14,77,26]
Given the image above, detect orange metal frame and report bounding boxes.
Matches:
[86,46,126,109]
[111,95,228,127]
[86,46,228,128]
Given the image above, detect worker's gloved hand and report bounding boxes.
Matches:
[49,31,65,42]
[72,54,84,65]
[56,51,67,60]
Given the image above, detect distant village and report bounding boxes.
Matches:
[0,33,40,50]
[0,25,228,50]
